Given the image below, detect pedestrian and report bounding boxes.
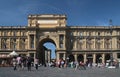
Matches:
[34,58,39,70]
[27,56,32,71]
[75,61,79,70]
[16,55,22,70]
[80,61,86,70]
[12,56,17,70]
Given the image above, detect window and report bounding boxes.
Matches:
[70,32,73,36]
[2,39,7,49]
[59,35,64,42]
[117,38,120,49]
[20,38,25,49]
[30,35,34,48]
[86,39,92,49]
[79,32,83,36]
[60,44,63,48]
[13,38,16,49]
[59,35,64,48]
[77,39,83,49]
[4,31,7,36]
[13,31,17,36]
[96,42,100,49]
[59,53,64,59]
[89,32,92,36]
[23,32,26,36]
[98,32,100,36]
[117,53,120,58]
[117,43,120,49]
[30,53,34,58]
[105,39,110,49]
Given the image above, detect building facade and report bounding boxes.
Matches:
[0,14,120,65]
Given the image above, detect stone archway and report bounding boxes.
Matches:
[96,54,102,63]
[68,54,75,62]
[105,54,111,63]
[77,54,84,62]
[36,37,56,65]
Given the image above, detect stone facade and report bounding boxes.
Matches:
[0,14,120,64]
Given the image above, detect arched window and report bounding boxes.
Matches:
[20,38,25,49]
[1,39,7,49]
[104,39,110,49]
[13,31,17,36]
[96,38,101,49]
[98,32,100,36]
[30,35,34,48]
[86,38,92,49]
[4,31,7,36]
[10,38,16,49]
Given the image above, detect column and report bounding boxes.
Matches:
[34,34,36,49]
[61,53,65,60]
[56,53,60,61]
[63,35,66,50]
[85,39,87,49]
[94,38,96,49]
[74,54,77,62]
[103,38,105,49]
[8,38,11,49]
[93,53,96,63]
[113,52,117,59]
[74,40,77,50]
[28,35,30,49]
[84,53,87,63]
[48,50,51,62]
[102,53,105,64]
[0,38,1,49]
[18,38,20,50]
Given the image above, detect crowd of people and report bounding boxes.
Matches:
[47,59,87,70]
[11,56,87,71]
[12,55,36,71]
[11,56,120,71]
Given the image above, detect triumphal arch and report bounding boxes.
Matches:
[0,14,120,65]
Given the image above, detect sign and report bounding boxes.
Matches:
[37,20,58,24]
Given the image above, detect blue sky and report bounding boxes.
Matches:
[0,0,120,26]
[0,0,120,58]
[44,43,56,59]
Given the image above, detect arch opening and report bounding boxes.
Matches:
[36,38,56,65]
[96,54,102,63]
[68,54,75,62]
[77,54,84,62]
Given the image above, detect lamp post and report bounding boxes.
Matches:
[66,57,69,67]
[109,19,113,67]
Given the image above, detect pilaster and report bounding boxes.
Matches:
[102,53,105,64]
[74,54,77,62]
[0,38,1,49]
[34,34,36,49]
[93,53,96,63]
[84,53,87,63]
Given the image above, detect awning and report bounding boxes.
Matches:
[9,51,18,56]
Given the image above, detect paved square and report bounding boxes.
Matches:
[0,67,120,77]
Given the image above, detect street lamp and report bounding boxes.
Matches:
[109,19,114,67]
[66,57,69,67]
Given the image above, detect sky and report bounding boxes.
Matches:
[0,0,120,58]
[0,0,120,26]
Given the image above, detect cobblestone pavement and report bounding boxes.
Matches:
[0,67,120,77]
